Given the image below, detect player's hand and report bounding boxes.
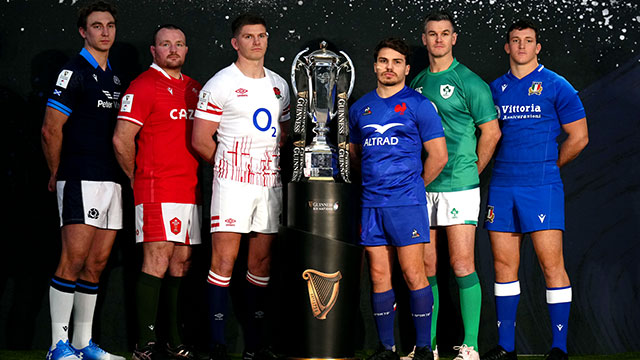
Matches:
[47,174,57,192]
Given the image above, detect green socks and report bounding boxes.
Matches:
[428,275,439,349]
[456,272,482,350]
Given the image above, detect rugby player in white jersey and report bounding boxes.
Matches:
[191,13,290,360]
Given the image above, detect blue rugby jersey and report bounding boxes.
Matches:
[47,48,123,182]
[349,86,445,207]
[489,65,585,186]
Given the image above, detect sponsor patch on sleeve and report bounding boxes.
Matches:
[55,69,73,89]
[197,90,210,111]
[120,94,134,112]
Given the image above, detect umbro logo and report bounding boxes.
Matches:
[214,313,224,320]
[235,88,248,97]
[538,214,546,223]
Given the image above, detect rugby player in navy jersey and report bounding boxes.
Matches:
[41,2,124,360]
[481,19,588,360]
[349,38,448,360]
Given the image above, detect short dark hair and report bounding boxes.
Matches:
[152,24,186,46]
[373,38,412,63]
[423,10,456,33]
[507,19,539,43]
[231,13,267,37]
[77,1,117,29]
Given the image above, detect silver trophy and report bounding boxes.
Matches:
[291,41,355,182]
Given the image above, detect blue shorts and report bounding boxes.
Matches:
[484,183,564,233]
[360,205,430,247]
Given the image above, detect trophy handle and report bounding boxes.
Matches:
[291,48,309,96]
[339,50,356,99]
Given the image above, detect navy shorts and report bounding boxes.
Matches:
[360,205,430,247]
[484,183,564,233]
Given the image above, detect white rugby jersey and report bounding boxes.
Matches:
[195,63,290,187]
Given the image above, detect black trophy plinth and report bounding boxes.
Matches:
[279,181,362,360]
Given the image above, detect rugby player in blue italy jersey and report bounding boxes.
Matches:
[41,2,125,360]
[481,20,589,360]
[349,38,448,360]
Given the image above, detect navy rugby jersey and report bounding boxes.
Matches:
[47,48,123,182]
[349,86,445,207]
[489,65,585,186]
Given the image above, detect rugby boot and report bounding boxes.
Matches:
[453,344,479,360]
[243,346,280,360]
[46,340,81,360]
[401,345,438,360]
[73,340,125,360]
[166,343,195,360]
[367,344,400,360]
[412,346,434,360]
[480,345,516,360]
[132,341,156,360]
[545,348,568,360]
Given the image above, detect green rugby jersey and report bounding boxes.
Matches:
[410,58,497,192]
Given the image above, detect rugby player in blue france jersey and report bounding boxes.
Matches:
[41,2,125,360]
[481,20,588,360]
[349,38,448,360]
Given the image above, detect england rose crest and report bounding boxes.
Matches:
[273,87,282,99]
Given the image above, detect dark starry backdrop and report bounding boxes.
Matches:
[0,0,638,356]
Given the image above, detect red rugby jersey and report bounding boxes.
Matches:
[118,64,202,205]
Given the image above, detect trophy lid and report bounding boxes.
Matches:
[308,40,339,63]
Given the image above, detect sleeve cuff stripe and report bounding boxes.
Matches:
[47,100,72,115]
[117,116,143,126]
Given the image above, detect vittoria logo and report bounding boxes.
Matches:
[528,81,543,96]
[87,208,99,219]
[235,88,248,97]
[273,87,282,99]
[485,205,495,223]
[302,269,342,320]
[225,218,236,226]
[394,102,407,115]
[170,217,182,235]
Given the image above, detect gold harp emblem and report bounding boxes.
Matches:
[301,269,342,320]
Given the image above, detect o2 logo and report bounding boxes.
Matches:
[253,108,277,137]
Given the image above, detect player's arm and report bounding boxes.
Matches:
[349,142,362,174]
[41,107,69,192]
[112,120,141,187]
[476,118,501,174]
[279,120,290,147]
[192,117,220,164]
[422,137,448,187]
[557,117,588,167]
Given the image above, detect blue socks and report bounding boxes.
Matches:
[372,289,396,350]
[547,286,571,353]
[207,271,231,348]
[494,281,520,352]
[409,286,433,349]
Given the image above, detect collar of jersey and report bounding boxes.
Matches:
[150,63,183,80]
[80,48,111,70]
[506,64,545,81]
[427,58,459,76]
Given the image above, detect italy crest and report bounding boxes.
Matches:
[528,81,543,96]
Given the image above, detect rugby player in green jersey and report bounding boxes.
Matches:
[406,10,501,360]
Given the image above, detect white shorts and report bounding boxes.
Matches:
[426,187,480,227]
[135,203,202,244]
[56,180,123,230]
[210,178,282,234]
